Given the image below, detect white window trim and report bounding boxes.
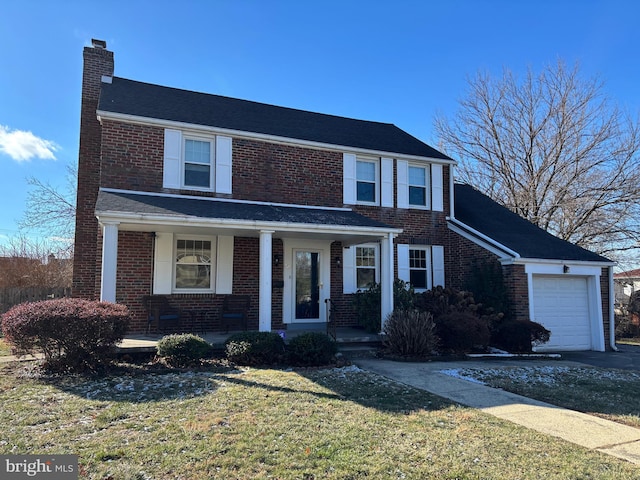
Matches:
[397,244,445,292]
[356,157,380,206]
[173,234,217,294]
[343,243,380,294]
[182,135,215,192]
[355,243,380,290]
[408,245,432,292]
[407,164,431,210]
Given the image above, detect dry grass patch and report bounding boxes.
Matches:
[0,362,638,479]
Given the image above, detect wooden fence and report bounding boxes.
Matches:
[0,287,72,314]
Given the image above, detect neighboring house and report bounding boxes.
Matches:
[614,268,640,308]
[73,40,615,351]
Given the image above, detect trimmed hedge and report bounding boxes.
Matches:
[1,298,129,372]
[287,332,338,366]
[157,333,211,367]
[225,331,286,366]
[491,319,551,353]
[435,311,490,353]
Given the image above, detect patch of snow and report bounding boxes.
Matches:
[438,369,487,385]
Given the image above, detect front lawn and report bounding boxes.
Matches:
[442,366,640,428]
[1,362,638,479]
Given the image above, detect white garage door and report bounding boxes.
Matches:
[532,275,591,351]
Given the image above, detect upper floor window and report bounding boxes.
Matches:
[408,165,429,208]
[184,138,214,189]
[163,129,232,194]
[356,158,378,204]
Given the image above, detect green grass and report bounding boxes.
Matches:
[1,362,638,479]
[618,337,640,346]
[448,365,640,428]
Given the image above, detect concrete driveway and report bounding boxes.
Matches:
[561,343,640,371]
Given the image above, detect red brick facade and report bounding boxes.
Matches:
[73,43,611,350]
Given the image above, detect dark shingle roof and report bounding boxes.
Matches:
[453,184,610,263]
[98,77,451,160]
[95,190,395,230]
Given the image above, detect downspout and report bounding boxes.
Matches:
[609,266,619,351]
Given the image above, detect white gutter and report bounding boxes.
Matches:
[449,165,455,218]
[95,211,403,237]
[447,216,521,258]
[96,111,457,166]
[609,266,619,351]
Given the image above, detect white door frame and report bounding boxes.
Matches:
[283,238,331,324]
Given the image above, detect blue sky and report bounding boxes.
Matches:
[1,0,638,247]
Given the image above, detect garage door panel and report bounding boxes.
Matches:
[533,275,590,351]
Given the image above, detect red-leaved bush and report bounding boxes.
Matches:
[1,298,130,372]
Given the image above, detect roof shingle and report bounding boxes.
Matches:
[98,77,452,160]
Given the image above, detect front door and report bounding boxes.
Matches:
[283,239,330,324]
[294,250,321,320]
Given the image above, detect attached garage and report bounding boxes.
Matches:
[531,275,592,351]
[450,184,614,352]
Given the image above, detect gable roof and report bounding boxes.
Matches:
[98,77,452,160]
[453,184,611,263]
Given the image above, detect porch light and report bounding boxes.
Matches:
[274,254,281,265]
[335,256,342,267]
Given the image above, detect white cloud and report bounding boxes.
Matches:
[0,125,59,162]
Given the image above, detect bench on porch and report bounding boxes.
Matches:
[142,295,193,334]
[219,295,250,333]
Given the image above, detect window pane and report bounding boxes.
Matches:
[410,269,427,289]
[175,239,211,289]
[409,166,425,186]
[357,268,375,289]
[409,249,427,268]
[185,163,211,188]
[356,160,376,181]
[185,139,211,165]
[356,247,376,267]
[409,185,426,206]
[176,264,211,289]
[357,181,375,202]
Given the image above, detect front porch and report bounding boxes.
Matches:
[118,326,382,354]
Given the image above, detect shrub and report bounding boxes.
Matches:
[225,331,286,366]
[383,309,439,357]
[157,333,211,367]
[287,332,338,366]
[490,319,551,353]
[1,298,129,372]
[435,312,490,353]
[352,282,381,333]
[352,279,418,333]
[615,313,640,339]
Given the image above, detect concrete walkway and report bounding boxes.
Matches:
[355,357,640,465]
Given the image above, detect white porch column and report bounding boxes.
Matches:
[100,222,119,302]
[259,230,274,332]
[380,232,395,332]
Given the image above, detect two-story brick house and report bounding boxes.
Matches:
[74,40,615,351]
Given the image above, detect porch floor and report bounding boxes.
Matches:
[118,327,382,354]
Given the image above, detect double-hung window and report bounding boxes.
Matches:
[356,158,378,204]
[408,165,429,208]
[184,137,214,189]
[408,247,429,289]
[355,245,378,289]
[175,238,212,291]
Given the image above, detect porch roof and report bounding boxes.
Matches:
[95,189,401,243]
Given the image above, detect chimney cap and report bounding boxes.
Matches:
[91,39,107,49]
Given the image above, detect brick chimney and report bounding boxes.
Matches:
[72,39,114,299]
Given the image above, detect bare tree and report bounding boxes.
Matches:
[435,61,640,261]
[19,162,77,248]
